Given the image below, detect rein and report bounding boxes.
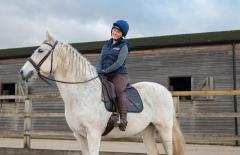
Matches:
[27,41,99,86]
[39,74,99,84]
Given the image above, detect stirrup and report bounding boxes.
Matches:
[110,112,120,127]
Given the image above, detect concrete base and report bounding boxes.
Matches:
[0,148,144,155]
[0,138,240,155]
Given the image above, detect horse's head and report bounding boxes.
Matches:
[19,32,59,82]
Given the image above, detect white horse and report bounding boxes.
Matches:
[19,32,185,155]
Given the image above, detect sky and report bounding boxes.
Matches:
[0,0,239,49]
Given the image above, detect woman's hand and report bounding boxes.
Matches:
[98,69,107,75]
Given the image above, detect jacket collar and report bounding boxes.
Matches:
[109,38,126,47]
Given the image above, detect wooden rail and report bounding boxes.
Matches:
[0,89,240,148]
[172,90,240,96]
[0,95,25,100]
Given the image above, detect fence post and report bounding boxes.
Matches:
[173,96,180,113]
[24,97,32,149]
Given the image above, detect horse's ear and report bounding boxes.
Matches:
[46,31,54,42]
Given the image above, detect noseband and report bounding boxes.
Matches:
[27,41,98,86]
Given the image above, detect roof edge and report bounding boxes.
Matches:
[1,29,240,59]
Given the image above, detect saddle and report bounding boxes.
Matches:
[99,76,144,113]
[99,76,144,136]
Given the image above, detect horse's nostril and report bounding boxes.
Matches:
[19,70,23,75]
[19,70,25,81]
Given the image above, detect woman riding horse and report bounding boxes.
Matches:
[20,31,185,155]
[97,20,129,131]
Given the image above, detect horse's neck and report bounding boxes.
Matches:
[54,44,102,105]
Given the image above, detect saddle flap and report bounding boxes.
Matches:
[125,87,143,112]
[99,76,116,103]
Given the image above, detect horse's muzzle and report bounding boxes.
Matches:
[19,70,33,82]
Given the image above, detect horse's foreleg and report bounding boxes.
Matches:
[86,129,101,155]
[74,132,89,155]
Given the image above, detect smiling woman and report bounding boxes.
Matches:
[96,20,130,131]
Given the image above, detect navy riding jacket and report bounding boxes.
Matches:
[97,38,129,75]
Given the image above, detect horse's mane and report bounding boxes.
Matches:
[57,42,97,80]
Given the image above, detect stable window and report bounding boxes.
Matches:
[169,77,192,101]
[1,83,16,102]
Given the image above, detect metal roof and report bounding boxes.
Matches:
[1,30,240,59]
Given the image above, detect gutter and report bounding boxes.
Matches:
[232,43,239,146]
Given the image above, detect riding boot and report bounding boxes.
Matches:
[119,112,128,131]
[117,93,128,131]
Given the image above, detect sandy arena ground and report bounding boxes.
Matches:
[0,138,239,155]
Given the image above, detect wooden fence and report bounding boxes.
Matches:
[0,90,240,148]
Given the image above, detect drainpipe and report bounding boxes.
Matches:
[232,43,238,146]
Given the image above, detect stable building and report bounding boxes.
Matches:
[0,30,239,145]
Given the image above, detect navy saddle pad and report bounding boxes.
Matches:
[103,86,144,113]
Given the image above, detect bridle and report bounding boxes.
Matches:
[27,41,99,86]
[28,41,58,75]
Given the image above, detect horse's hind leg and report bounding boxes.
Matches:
[155,123,173,155]
[142,124,159,155]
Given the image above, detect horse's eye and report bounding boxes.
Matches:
[38,49,44,53]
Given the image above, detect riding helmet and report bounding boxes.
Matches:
[112,20,129,37]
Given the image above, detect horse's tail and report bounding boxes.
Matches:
[173,116,185,155]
